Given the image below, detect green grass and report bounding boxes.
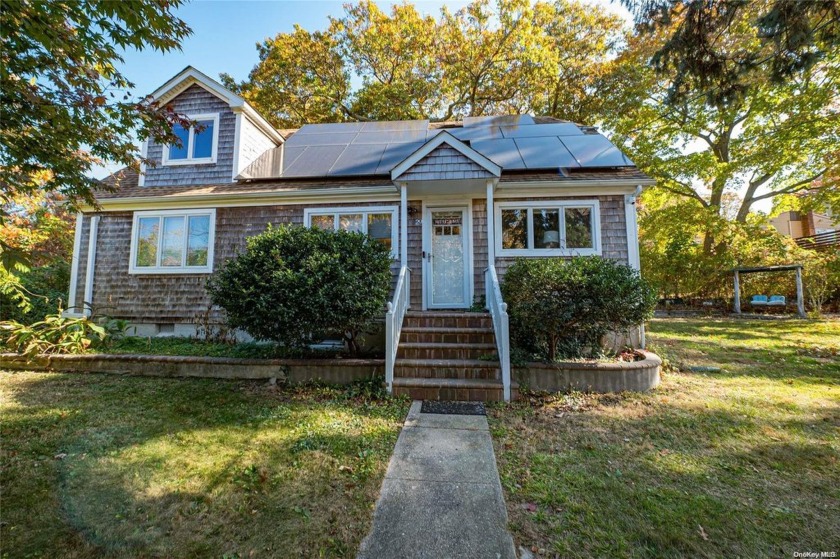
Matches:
[489,318,840,558]
[0,373,409,558]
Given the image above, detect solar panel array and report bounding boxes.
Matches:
[238,117,634,179]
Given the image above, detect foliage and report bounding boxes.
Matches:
[0,0,192,214]
[0,313,106,355]
[501,257,657,360]
[803,251,840,315]
[224,0,626,126]
[0,261,70,322]
[603,21,839,252]
[207,225,393,355]
[621,0,840,105]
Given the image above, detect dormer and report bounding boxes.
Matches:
[140,66,283,188]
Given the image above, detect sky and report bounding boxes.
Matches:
[96,0,633,178]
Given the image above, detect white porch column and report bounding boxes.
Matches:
[486,180,495,265]
[83,215,100,316]
[400,183,408,266]
[624,186,642,271]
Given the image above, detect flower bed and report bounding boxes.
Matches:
[514,350,661,393]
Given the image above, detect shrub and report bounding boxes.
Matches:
[501,257,657,360]
[0,313,107,355]
[207,224,393,354]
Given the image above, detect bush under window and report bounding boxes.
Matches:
[501,256,657,360]
[207,224,393,355]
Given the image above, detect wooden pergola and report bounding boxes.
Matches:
[732,264,806,318]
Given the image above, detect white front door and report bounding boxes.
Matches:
[425,207,470,309]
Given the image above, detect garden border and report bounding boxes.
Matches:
[0,353,383,385]
[514,350,662,393]
[0,350,661,394]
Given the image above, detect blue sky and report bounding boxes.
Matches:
[97,0,632,178]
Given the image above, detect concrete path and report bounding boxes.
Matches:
[357,401,517,559]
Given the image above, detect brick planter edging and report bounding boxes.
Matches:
[514,350,662,393]
[0,353,384,385]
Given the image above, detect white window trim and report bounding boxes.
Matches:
[161,113,220,166]
[129,208,216,274]
[304,206,399,257]
[495,199,602,257]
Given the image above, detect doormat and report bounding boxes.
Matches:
[420,400,486,416]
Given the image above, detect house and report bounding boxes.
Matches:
[67,66,654,401]
[771,208,839,250]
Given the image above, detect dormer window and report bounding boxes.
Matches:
[162,113,219,165]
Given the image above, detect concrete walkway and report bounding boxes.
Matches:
[357,401,517,559]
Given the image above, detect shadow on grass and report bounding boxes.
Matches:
[1,372,408,558]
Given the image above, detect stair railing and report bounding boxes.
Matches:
[385,266,411,394]
[484,265,511,402]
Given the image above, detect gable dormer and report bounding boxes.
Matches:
[140,67,282,188]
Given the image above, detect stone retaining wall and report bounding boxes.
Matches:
[514,351,661,393]
[0,353,383,385]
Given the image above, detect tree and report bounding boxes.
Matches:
[227,0,625,126]
[621,0,840,105]
[0,0,192,214]
[603,16,840,254]
[206,225,393,355]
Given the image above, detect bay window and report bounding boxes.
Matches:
[130,209,215,273]
[496,200,600,256]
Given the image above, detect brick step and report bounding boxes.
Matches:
[401,327,496,345]
[403,311,493,329]
[397,342,498,361]
[392,377,517,402]
[395,360,501,381]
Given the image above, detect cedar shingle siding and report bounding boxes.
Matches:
[400,145,494,181]
[144,85,236,187]
[75,194,629,322]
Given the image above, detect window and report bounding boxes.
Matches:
[304,206,398,254]
[130,209,215,273]
[495,200,601,256]
[162,113,219,165]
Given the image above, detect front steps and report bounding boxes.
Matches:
[392,311,517,402]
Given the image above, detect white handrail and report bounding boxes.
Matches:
[385,266,411,394]
[485,266,511,402]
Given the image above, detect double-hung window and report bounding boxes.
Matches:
[162,113,219,165]
[495,200,601,256]
[129,209,216,273]
[304,206,398,255]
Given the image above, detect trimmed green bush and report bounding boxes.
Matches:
[207,224,393,354]
[501,256,657,360]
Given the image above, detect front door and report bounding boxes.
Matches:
[425,207,470,309]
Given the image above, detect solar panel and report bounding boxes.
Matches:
[285,132,359,147]
[353,129,427,144]
[280,145,347,177]
[361,120,429,131]
[328,143,388,176]
[463,115,535,127]
[450,126,506,141]
[293,122,365,135]
[513,137,580,169]
[375,141,425,175]
[470,139,526,169]
[500,122,583,138]
[559,135,634,167]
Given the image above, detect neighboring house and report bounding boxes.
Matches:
[67,66,653,401]
[771,209,839,239]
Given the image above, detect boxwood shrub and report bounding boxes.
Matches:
[207,224,392,354]
[501,256,656,360]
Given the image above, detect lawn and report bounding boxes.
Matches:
[0,373,408,558]
[490,317,840,558]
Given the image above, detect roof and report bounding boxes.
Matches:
[238,115,638,181]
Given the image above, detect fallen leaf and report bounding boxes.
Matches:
[54,453,67,460]
[698,525,708,541]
